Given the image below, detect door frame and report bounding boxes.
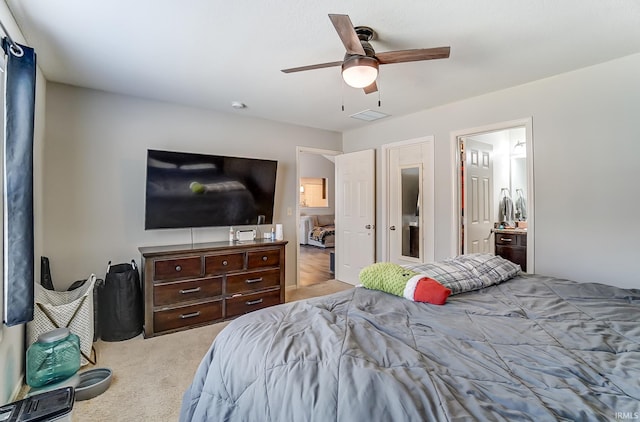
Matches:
[450,118,535,273]
[295,146,342,289]
[381,136,435,263]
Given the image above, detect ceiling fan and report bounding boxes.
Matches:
[281,14,451,94]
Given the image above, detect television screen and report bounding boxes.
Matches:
[144,149,277,229]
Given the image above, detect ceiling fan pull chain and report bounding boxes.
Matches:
[341,80,345,111]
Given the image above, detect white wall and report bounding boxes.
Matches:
[0,2,47,405]
[343,53,640,289]
[299,152,335,216]
[43,84,341,291]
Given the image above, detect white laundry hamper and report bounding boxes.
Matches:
[27,274,97,366]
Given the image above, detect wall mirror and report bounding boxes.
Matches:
[299,177,329,208]
[401,167,420,259]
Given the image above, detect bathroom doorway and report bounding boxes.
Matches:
[453,119,534,273]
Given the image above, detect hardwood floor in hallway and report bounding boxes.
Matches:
[299,244,334,287]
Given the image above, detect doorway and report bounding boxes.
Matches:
[453,119,534,273]
[296,147,340,287]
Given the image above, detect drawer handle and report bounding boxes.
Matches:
[246,298,264,306]
[500,238,513,242]
[180,311,201,319]
[262,256,268,262]
[222,260,228,266]
[175,265,182,272]
[246,277,263,284]
[179,287,201,294]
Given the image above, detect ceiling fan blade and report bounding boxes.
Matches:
[376,47,451,64]
[281,61,343,73]
[363,81,378,95]
[328,14,366,56]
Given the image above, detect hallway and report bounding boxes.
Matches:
[299,245,333,287]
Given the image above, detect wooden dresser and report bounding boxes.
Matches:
[140,239,287,338]
[494,229,527,271]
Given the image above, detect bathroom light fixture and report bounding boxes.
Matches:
[231,101,247,109]
[341,56,378,88]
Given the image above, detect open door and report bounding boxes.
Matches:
[335,149,375,285]
[463,139,494,254]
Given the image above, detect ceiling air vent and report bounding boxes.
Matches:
[350,109,389,122]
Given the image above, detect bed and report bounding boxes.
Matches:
[180,261,640,421]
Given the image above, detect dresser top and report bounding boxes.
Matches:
[139,239,288,256]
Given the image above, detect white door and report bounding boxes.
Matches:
[335,149,375,285]
[464,139,493,253]
[387,140,434,265]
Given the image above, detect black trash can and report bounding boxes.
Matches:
[99,260,143,341]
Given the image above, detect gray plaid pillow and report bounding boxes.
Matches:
[402,254,520,295]
[402,259,482,295]
[454,253,521,286]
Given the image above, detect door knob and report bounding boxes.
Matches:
[390,226,396,230]
[365,224,372,229]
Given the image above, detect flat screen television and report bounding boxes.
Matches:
[144,149,277,229]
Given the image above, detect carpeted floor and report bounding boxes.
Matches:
[71,279,353,421]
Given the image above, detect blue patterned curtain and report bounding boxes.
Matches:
[2,38,36,326]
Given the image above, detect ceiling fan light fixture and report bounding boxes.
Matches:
[341,56,378,88]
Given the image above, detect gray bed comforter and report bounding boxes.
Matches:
[180,275,640,421]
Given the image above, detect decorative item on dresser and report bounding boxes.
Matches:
[494,229,527,271]
[139,239,287,337]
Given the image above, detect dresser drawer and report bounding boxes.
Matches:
[226,269,280,295]
[153,277,222,307]
[205,252,244,274]
[226,289,281,318]
[154,256,202,281]
[247,249,280,269]
[495,233,519,246]
[153,300,222,333]
[141,240,287,337]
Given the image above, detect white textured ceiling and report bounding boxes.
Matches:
[6,0,640,132]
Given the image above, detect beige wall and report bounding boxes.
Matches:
[43,84,341,291]
[343,53,640,290]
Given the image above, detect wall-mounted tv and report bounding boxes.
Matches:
[144,149,278,230]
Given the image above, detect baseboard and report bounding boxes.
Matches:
[286,284,298,291]
[10,374,25,402]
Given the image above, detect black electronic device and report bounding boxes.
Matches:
[144,149,278,230]
[0,387,74,422]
